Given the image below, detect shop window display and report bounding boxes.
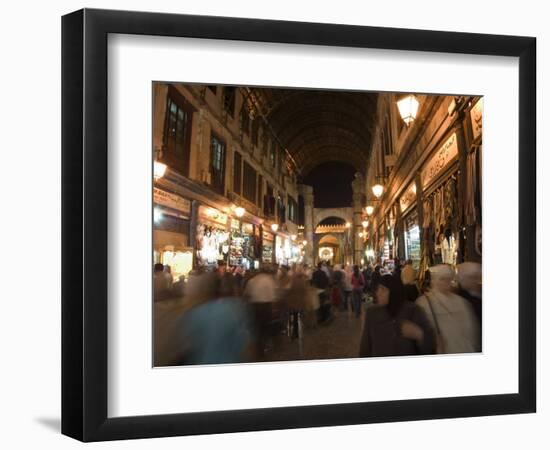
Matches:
[196,224,230,267]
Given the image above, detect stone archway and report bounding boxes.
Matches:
[313,207,353,228]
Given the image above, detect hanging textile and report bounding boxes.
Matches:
[433,187,444,234]
[423,197,432,229]
[443,176,458,234]
[475,145,482,223]
[464,147,478,226]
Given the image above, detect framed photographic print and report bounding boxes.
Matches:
[62,8,536,442]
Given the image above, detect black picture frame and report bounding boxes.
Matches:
[61,8,536,442]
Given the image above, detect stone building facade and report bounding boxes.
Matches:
[364,93,483,272]
[152,83,307,279]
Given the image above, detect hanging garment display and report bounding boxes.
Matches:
[423,196,432,229]
[196,224,230,266]
[464,148,478,226]
[443,175,458,234]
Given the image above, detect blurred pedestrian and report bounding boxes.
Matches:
[416,264,481,354]
[370,265,382,293]
[343,264,353,310]
[331,264,344,309]
[311,262,331,323]
[244,266,279,358]
[351,265,365,318]
[153,263,171,301]
[359,274,436,357]
[456,262,482,323]
[401,261,419,302]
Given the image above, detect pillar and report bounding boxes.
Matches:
[153,83,168,158]
[299,185,315,266]
[454,117,479,262]
[351,173,364,265]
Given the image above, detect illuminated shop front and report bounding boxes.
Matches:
[275,235,292,266]
[229,219,260,270]
[196,205,230,268]
[403,211,421,268]
[421,132,460,267]
[153,187,193,281]
[262,230,275,264]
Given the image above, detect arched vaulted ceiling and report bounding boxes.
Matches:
[246,87,378,177]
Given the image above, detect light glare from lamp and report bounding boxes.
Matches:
[365,205,374,216]
[153,160,167,180]
[372,184,384,199]
[234,206,245,218]
[397,94,420,126]
[362,220,369,228]
[271,223,279,232]
[154,208,163,222]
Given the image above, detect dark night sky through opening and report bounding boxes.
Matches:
[302,161,357,209]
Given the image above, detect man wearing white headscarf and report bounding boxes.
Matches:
[416,264,481,354]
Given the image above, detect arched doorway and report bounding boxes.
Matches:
[317,234,342,265]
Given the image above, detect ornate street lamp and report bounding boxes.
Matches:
[271,223,279,233]
[361,220,369,228]
[372,183,384,199]
[396,94,420,126]
[365,205,374,216]
[234,206,245,218]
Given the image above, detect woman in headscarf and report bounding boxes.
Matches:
[416,264,481,354]
[359,274,436,357]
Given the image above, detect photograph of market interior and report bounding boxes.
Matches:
[153,82,483,366]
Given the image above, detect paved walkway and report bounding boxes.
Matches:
[263,304,369,362]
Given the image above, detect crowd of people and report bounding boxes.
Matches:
[153,257,482,366]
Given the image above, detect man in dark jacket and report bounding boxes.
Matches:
[311,262,331,323]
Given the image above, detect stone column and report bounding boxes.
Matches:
[299,185,315,266]
[153,83,168,158]
[351,173,364,265]
[453,117,479,262]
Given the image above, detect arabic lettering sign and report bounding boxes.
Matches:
[399,182,417,213]
[154,187,191,214]
[421,132,458,188]
[470,98,483,141]
[199,205,228,226]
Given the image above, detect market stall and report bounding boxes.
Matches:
[195,205,230,268]
[261,230,275,264]
[153,187,193,281]
[229,219,260,270]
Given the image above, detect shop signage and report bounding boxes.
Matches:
[199,205,228,226]
[470,98,483,141]
[154,187,191,215]
[399,183,416,213]
[421,132,458,188]
[242,223,254,235]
